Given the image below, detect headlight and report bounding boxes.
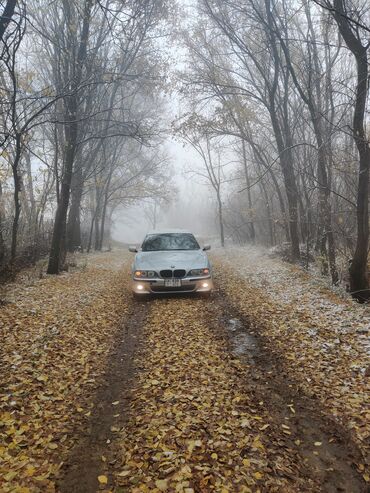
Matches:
[189,268,210,276]
[134,270,157,278]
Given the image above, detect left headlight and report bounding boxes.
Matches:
[134,270,157,278]
[189,268,210,276]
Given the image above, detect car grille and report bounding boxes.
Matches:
[160,269,186,279]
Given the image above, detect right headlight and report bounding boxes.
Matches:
[189,268,210,276]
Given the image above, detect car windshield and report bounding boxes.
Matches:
[141,233,200,252]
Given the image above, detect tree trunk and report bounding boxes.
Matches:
[10,134,22,263]
[47,123,77,274]
[98,167,113,251]
[260,181,275,246]
[0,0,16,41]
[269,103,301,259]
[332,0,369,301]
[99,190,109,251]
[217,191,225,247]
[265,0,300,261]
[87,208,95,253]
[241,140,255,244]
[0,181,6,266]
[94,212,100,251]
[66,166,83,252]
[348,56,369,299]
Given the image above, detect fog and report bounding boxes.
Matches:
[112,138,219,244]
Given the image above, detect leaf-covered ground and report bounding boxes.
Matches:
[0,252,130,492]
[213,247,370,472]
[0,248,368,492]
[106,298,320,492]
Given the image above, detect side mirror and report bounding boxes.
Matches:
[128,246,137,253]
[203,244,211,251]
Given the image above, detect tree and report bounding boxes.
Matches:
[267,0,339,283]
[316,0,369,300]
[182,0,302,260]
[0,0,17,42]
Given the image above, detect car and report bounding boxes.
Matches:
[129,230,214,297]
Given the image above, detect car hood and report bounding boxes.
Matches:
[134,250,209,271]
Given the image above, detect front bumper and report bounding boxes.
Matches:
[132,276,214,294]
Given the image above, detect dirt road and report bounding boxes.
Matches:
[0,251,368,492]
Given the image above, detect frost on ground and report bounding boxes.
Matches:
[213,246,370,466]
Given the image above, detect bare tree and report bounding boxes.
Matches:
[315,0,369,300]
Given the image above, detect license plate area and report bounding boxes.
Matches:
[164,279,182,288]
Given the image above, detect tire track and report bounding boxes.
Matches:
[58,299,150,493]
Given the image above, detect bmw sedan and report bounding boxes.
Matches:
[129,230,214,297]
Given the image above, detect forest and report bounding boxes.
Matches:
[0,0,171,274]
[0,0,369,300]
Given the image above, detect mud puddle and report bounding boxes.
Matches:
[225,317,259,363]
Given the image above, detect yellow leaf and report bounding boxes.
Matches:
[4,471,18,481]
[98,475,108,484]
[254,471,263,479]
[242,458,251,467]
[35,475,48,481]
[37,375,48,382]
[155,479,168,491]
[47,443,58,450]
[117,470,130,477]
[211,453,218,459]
[26,465,36,476]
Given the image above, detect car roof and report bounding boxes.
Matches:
[145,229,193,235]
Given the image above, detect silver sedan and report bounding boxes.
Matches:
[129,230,214,297]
